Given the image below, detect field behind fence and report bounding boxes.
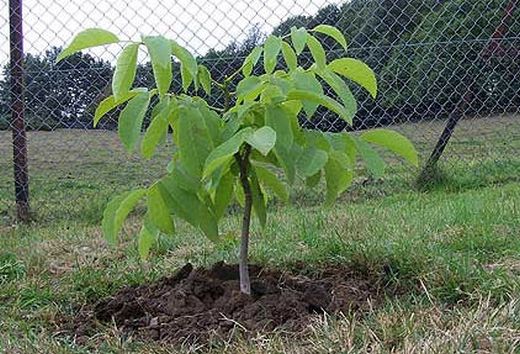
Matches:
[0,0,519,222]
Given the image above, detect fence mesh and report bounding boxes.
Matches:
[1,0,519,222]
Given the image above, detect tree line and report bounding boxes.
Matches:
[1,0,518,131]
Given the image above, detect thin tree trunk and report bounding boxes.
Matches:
[237,146,252,295]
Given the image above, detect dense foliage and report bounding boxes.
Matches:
[58,24,417,293]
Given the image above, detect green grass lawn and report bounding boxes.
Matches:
[0,115,519,353]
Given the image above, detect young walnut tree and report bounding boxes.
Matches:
[59,25,418,294]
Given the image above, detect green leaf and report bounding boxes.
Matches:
[263,35,282,74]
[354,137,386,178]
[324,152,353,206]
[171,40,198,90]
[297,147,328,177]
[198,64,212,95]
[102,189,146,245]
[254,164,289,202]
[203,128,253,178]
[245,126,277,156]
[290,27,308,55]
[287,90,352,124]
[94,90,142,127]
[174,104,214,177]
[326,132,357,162]
[329,58,377,99]
[265,105,296,182]
[236,76,263,101]
[250,172,267,228]
[291,70,323,118]
[305,130,332,152]
[312,25,347,51]
[213,172,235,219]
[57,28,119,62]
[141,96,171,159]
[118,91,150,151]
[141,103,169,158]
[143,35,172,95]
[112,43,139,100]
[281,42,297,71]
[274,144,300,184]
[317,68,357,123]
[265,105,293,149]
[242,47,263,77]
[138,223,157,260]
[360,129,418,167]
[158,170,218,241]
[147,185,175,235]
[306,35,326,68]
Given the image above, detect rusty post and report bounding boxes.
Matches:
[9,0,30,222]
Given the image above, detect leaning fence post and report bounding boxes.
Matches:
[9,0,30,222]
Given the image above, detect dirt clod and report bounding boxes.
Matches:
[71,262,387,344]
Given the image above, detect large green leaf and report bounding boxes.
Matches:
[174,103,215,177]
[94,89,143,127]
[281,41,297,71]
[196,100,223,147]
[254,164,289,202]
[158,171,218,241]
[213,171,235,219]
[290,27,308,55]
[326,132,357,163]
[236,76,263,102]
[203,128,253,178]
[102,189,146,245]
[171,40,198,90]
[324,152,353,206]
[312,25,347,51]
[143,35,172,95]
[118,91,150,151]
[317,69,357,123]
[291,70,323,118]
[287,90,352,124]
[360,129,418,167]
[141,101,169,158]
[57,28,119,62]
[265,105,293,149]
[250,173,267,228]
[306,34,327,68]
[245,126,277,156]
[265,105,296,182]
[297,147,328,177]
[354,137,386,178]
[198,64,212,95]
[242,46,263,77]
[329,58,377,99]
[263,35,282,74]
[304,131,331,154]
[112,43,139,100]
[147,184,175,235]
[138,222,157,260]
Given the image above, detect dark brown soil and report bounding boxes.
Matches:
[70,262,393,344]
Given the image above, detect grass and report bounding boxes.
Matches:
[0,114,519,352]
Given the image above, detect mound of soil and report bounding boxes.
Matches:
[72,262,390,344]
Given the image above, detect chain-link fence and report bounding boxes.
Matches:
[1,0,519,222]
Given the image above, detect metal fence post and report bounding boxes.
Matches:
[9,0,30,222]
